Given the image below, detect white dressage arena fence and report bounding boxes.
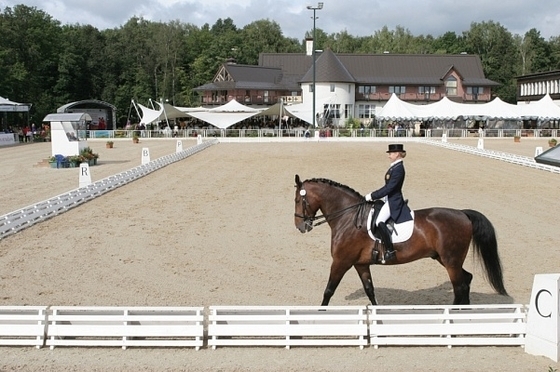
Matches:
[0,139,218,240]
[46,306,204,350]
[423,139,560,174]
[0,306,47,348]
[0,280,558,361]
[369,304,526,348]
[208,306,369,349]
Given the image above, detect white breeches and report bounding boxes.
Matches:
[375,201,391,226]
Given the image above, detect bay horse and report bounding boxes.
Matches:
[293,174,508,306]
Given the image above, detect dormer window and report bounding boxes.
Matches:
[446,76,457,96]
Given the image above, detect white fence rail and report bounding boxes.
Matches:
[424,139,560,174]
[46,306,204,350]
[208,306,369,349]
[0,139,218,240]
[0,306,48,348]
[0,304,532,350]
[369,304,527,348]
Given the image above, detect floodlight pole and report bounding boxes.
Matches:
[307,2,323,128]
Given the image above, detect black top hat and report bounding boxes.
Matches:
[386,143,406,153]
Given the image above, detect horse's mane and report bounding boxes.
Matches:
[307,178,362,198]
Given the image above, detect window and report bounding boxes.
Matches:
[389,86,406,94]
[446,77,457,96]
[344,104,353,119]
[466,87,484,95]
[323,104,341,119]
[418,86,436,94]
[330,84,335,92]
[358,104,374,118]
[358,85,376,94]
[309,84,314,93]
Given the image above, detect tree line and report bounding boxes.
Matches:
[1,4,559,127]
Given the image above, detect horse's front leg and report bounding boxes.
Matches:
[321,260,352,306]
[354,264,377,306]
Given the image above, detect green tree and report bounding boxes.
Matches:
[463,21,518,102]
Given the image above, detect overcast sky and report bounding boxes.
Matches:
[1,0,559,40]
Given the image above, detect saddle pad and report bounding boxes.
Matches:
[367,209,414,243]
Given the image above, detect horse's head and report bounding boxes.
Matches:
[294,174,318,233]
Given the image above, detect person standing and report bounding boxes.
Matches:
[364,143,412,262]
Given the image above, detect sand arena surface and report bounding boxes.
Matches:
[0,137,559,371]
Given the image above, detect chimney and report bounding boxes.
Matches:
[306,38,313,56]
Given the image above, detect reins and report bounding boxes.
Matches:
[295,199,368,228]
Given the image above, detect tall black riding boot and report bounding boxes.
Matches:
[378,222,396,263]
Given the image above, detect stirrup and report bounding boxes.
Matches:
[381,250,396,264]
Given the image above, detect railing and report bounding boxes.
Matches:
[0,304,528,349]
[85,128,559,140]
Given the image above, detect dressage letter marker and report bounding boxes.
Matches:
[525,273,560,362]
[176,140,183,153]
[79,162,91,188]
[141,148,150,165]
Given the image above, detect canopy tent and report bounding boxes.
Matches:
[254,102,296,118]
[377,94,523,121]
[375,94,420,121]
[0,96,30,112]
[473,97,521,120]
[138,102,163,125]
[186,99,260,129]
[519,94,560,120]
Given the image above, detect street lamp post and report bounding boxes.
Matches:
[307,2,323,128]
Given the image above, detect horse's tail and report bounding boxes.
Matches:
[462,209,509,296]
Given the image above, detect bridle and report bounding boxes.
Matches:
[294,187,367,229]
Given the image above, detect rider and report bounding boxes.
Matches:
[364,143,412,262]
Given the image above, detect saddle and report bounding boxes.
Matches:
[367,199,414,264]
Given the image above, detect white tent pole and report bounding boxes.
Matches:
[131,100,142,123]
[161,98,170,128]
[278,98,283,133]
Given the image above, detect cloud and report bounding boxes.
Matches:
[1,0,559,39]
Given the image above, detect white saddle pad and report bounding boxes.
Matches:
[367,208,414,243]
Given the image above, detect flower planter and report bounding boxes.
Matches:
[49,162,57,169]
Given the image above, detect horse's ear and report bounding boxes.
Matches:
[295,174,302,187]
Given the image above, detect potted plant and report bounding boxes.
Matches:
[48,156,58,169]
[133,134,140,143]
[513,135,521,143]
[80,147,99,165]
[106,141,114,148]
[548,138,557,147]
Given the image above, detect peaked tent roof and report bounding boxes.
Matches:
[0,96,30,112]
[208,99,260,113]
[474,97,520,120]
[519,94,560,120]
[255,102,297,118]
[375,93,419,121]
[138,102,163,125]
[186,99,260,128]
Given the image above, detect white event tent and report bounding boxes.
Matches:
[377,93,560,124]
[0,96,30,112]
[186,99,261,129]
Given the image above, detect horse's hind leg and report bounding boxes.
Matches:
[354,264,377,305]
[447,267,473,305]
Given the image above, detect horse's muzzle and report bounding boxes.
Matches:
[296,220,313,233]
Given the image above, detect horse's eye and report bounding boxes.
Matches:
[299,189,306,196]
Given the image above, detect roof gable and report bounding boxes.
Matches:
[300,49,356,83]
